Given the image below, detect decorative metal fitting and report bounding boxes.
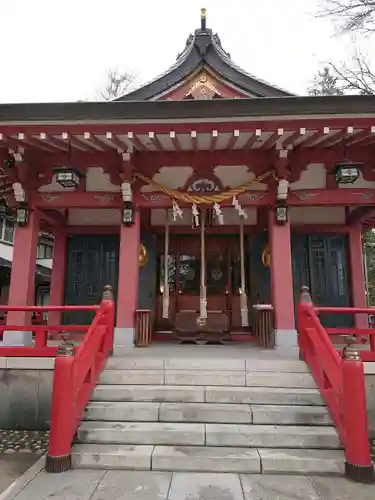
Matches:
[56,342,75,357]
[342,335,361,361]
[102,284,114,300]
[196,316,206,327]
[300,285,312,303]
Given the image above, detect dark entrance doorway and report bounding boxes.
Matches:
[64,235,119,324]
[156,235,248,335]
[292,234,351,327]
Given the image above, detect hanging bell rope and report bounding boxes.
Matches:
[239,216,249,327]
[198,209,207,324]
[162,209,170,319]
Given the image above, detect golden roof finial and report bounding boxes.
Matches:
[200,8,207,30]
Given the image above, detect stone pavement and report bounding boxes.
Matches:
[3,468,375,500]
[0,454,39,496]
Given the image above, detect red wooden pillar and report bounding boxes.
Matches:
[268,208,297,346]
[3,211,40,345]
[349,227,368,329]
[48,228,67,325]
[115,210,140,348]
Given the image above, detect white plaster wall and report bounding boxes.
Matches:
[85,167,120,192]
[141,167,193,193]
[291,164,326,190]
[214,165,268,190]
[290,206,346,225]
[68,208,121,226]
[151,207,257,226]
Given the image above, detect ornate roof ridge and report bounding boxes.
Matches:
[116,9,294,101]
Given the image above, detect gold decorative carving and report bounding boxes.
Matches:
[186,72,221,100]
[261,245,271,268]
[39,194,62,202]
[139,243,148,267]
[92,194,118,203]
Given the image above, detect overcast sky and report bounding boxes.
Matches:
[0,0,369,103]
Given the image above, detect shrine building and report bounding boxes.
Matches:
[0,9,374,349]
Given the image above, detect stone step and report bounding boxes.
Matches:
[205,423,340,449]
[99,369,315,388]
[205,386,324,406]
[105,357,310,373]
[84,402,331,425]
[92,385,324,406]
[77,421,205,446]
[251,404,332,426]
[77,421,339,449]
[71,444,345,475]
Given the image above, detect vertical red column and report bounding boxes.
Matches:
[48,228,67,325]
[349,226,368,329]
[115,210,140,348]
[268,208,297,346]
[3,211,40,345]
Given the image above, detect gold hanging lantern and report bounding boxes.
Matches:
[139,243,148,267]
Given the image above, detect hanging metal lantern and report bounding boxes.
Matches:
[275,203,288,225]
[334,161,361,184]
[16,202,29,226]
[53,167,82,188]
[122,201,134,226]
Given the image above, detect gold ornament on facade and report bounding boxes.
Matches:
[186,72,221,100]
[139,243,148,267]
[261,245,271,268]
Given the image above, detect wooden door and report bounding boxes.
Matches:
[64,235,119,324]
[292,234,351,328]
[308,234,351,327]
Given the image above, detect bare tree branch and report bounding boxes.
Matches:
[329,50,375,94]
[98,68,138,100]
[317,0,375,34]
[308,66,345,95]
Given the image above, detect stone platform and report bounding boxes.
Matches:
[3,465,375,500]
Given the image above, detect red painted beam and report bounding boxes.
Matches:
[31,191,122,208]
[289,188,375,206]
[3,117,375,135]
[169,131,182,151]
[347,206,375,225]
[38,209,66,226]
[136,191,271,208]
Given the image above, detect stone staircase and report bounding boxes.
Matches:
[71,356,345,475]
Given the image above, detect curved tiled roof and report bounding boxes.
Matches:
[117,18,294,101]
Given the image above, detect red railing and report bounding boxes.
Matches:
[317,307,375,361]
[298,287,375,484]
[44,285,115,473]
[0,306,98,357]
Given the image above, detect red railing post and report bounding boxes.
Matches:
[45,343,76,473]
[297,286,313,360]
[100,284,115,356]
[341,348,375,483]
